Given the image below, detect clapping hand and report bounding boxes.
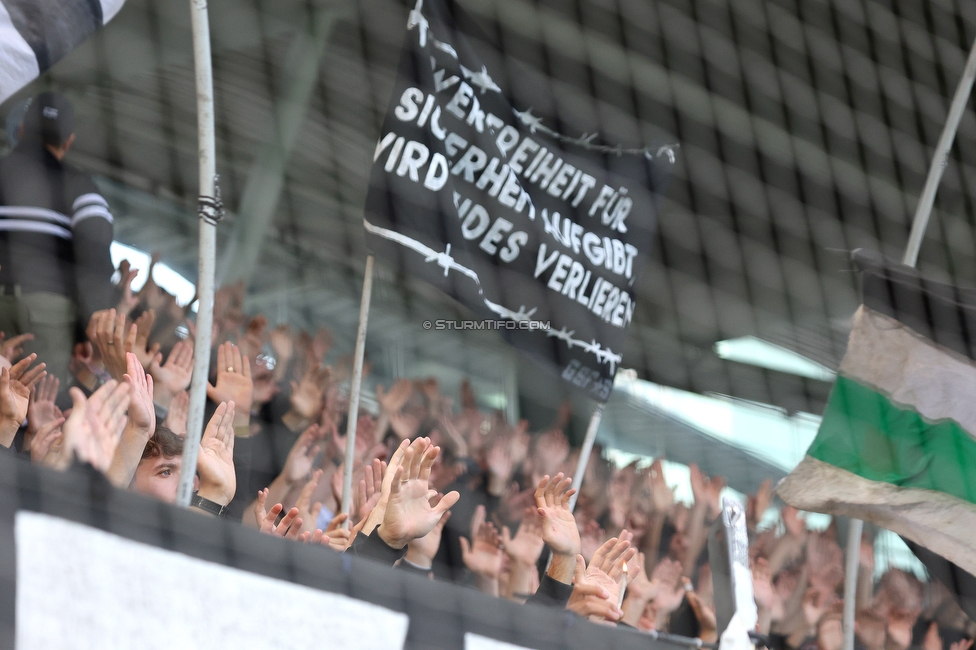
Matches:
[253,489,306,540]
[0,332,33,362]
[460,505,504,579]
[127,309,160,370]
[149,340,194,408]
[355,458,386,524]
[583,532,637,619]
[567,554,623,623]
[206,343,252,426]
[533,472,581,584]
[26,374,59,448]
[196,401,237,505]
[60,380,131,471]
[501,508,545,568]
[163,390,189,436]
[378,437,459,549]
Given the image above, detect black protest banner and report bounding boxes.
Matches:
[363,0,673,401]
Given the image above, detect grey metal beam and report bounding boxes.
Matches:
[219,3,344,284]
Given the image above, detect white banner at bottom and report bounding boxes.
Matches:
[15,511,409,650]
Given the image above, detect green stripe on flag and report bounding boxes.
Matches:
[809,375,976,505]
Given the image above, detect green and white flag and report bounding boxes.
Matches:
[779,250,976,577]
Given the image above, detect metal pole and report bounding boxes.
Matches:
[176,0,218,508]
[568,402,605,512]
[340,255,375,525]
[842,519,863,650]
[902,34,976,267]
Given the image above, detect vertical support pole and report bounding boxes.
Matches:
[842,519,864,650]
[176,0,218,508]
[340,255,375,524]
[568,402,605,512]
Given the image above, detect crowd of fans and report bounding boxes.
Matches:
[0,260,970,650]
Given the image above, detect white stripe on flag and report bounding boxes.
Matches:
[840,306,976,437]
[100,0,127,23]
[0,1,40,105]
[0,220,72,239]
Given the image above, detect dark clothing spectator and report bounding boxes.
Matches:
[0,93,115,381]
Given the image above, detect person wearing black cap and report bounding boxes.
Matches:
[0,92,115,382]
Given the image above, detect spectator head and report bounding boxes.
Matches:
[21,92,75,157]
[132,427,188,503]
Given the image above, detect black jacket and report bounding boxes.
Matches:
[0,139,115,322]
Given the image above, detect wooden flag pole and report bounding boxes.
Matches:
[340,254,375,526]
[568,402,606,513]
[842,33,976,650]
[176,0,219,507]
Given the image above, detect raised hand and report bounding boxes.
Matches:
[687,589,718,642]
[584,533,637,618]
[650,558,686,619]
[406,506,451,570]
[567,555,623,622]
[237,315,268,363]
[104,353,157,487]
[269,324,294,371]
[379,438,460,549]
[376,379,413,416]
[127,309,160,370]
[206,343,252,426]
[752,557,783,622]
[0,354,47,447]
[534,473,581,556]
[282,424,325,486]
[26,374,59,447]
[196,401,236,505]
[30,415,65,465]
[747,478,774,530]
[782,505,807,539]
[60,380,131,471]
[162,390,189,436]
[294,469,325,535]
[624,551,659,605]
[124,352,155,434]
[648,459,674,514]
[115,259,140,316]
[501,508,545,568]
[0,332,33,361]
[253,490,305,540]
[460,513,504,580]
[325,513,354,551]
[92,309,128,380]
[149,340,194,407]
[355,458,386,523]
[288,362,331,422]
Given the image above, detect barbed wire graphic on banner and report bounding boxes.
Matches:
[364,220,623,371]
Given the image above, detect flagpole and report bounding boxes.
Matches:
[901,35,976,268]
[176,0,219,507]
[340,254,375,526]
[568,402,605,512]
[840,31,976,650]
